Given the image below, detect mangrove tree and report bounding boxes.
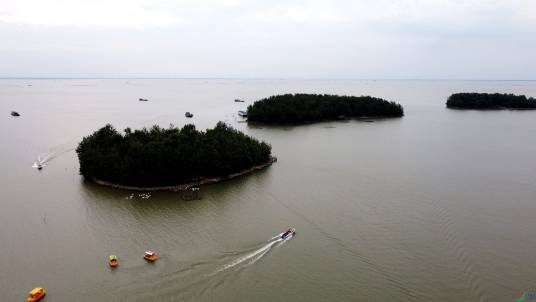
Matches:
[446,93,536,109]
[76,122,272,187]
[246,93,404,124]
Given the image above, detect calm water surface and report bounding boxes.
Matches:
[1,79,536,301]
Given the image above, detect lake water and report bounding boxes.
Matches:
[1,79,536,301]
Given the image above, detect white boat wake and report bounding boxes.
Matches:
[120,230,297,301]
[270,233,284,240]
[211,230,295,275]
[214,239,282,274]
[32,145,75,169]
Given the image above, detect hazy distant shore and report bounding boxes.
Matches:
[90,157,276,192]
[446,92,536,109]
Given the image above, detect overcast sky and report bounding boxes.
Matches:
[0,0,535,79]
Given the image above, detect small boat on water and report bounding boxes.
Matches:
[11,111,20,117]
[185,112,193,118]
[109,255,118,267]
[27,287,46,302]
[234,99,245,102]
[281,228,296,239]
[139,98,148,102]
[37,164,43,170]
[238,110,248,117]
[144,251,158,262]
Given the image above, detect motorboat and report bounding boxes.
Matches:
[238,110,248,117]
[27,287,46,302]
[109,255,118,267]
[234,99,245,102]
[185,112,194,118]
[139,98,148,102]
[281,228,295,239]
[37,164,43,170]
[144,251,158,262]
[11,111,20,117]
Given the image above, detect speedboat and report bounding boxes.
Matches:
[234,99,245,102]
[281,228,295,239]
[11,111,20,117]
[27,287,46,302]
[185,112,193,118]
[139,98,148,102]
[37,164,43,170]
[109,255,118,267]
[144,251,158,262]
[238,110,248,117]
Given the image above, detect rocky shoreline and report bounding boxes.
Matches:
[91,157,277,192]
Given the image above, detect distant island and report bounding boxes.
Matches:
[76,122,273,190]
[246,94,404,124]
[446,93,536,109]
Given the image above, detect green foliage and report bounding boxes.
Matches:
[76,122,272,186]
[246,94,404,124]
[446,93,536,109]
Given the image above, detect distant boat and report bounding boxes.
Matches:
[234,99,245,102]
[109,255,118,267]
[11,111,20,117]
[181,186,201,201]
[139,98,148,102]
[281,228,296,239]
[144,251,158,262]
[185,112,194,118]
[238,110,248,117]
[37,164,43,170]
[27,287,46,302]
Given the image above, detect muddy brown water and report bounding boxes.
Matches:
[1,79,536,301]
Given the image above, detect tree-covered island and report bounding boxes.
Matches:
[246,94,404,124]
[76,122,273,189]
[446,93,536,109]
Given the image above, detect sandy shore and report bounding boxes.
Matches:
[91,157,277,192]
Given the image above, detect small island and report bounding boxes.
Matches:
[76,122,273,191]
[446,93,536,109]
[246,94,404,124]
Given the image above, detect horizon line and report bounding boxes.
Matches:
[0,77,535,81]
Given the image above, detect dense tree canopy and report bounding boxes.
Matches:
[446,93,536,109]
[76,122,272,187]
[246,94,404,124]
